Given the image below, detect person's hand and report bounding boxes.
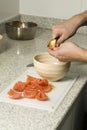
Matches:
[52,19,78,46]
[52,10,87,46]
[48,42,84,62]
[48,10,87,62]
[52,10,87,47]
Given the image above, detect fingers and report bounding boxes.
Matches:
[52,29,67,46]
[48,48,70,62]
[48,41,81,62]
[48,47,59,59]
[56,37,64,46]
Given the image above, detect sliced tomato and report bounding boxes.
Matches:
[35,79,48,86]
[8,89,22,99]
[36,90,48,101]
[25,84,39,91]
[25,80,31,86]
[26,75,37,82]
[13,81,26,92]
[8,75,53,101]
[42,84,52,92]
[23,89,37,98]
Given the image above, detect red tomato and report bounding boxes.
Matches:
[8,75,53,101]
[42,84,52,92]
[13,81,26,92]
[26,75,37,82]
[36,90,48,101]
[23,89,37,98]
[8,89,22,99]
[35,79,48,86]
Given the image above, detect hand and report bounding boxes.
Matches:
[52,19,77,46]
[52,10,87,46]
[48,42,84,62]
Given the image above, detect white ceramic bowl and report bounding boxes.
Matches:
[33,52,70,81]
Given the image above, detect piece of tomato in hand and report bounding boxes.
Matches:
[47,39,56,50]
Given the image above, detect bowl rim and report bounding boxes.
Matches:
[33,52,70,65]
[5,21,38,28]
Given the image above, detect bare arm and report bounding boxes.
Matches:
[48,10,87,62]
[52,10,87,45]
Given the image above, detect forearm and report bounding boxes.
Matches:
[67,10,87,30]
[77,48,87,62]
[75,10,87,26]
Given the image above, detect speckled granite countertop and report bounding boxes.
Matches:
[0,27,87,130]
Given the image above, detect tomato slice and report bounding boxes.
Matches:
[26,75,37,82]
[23,89,37,98]
[13,81,26,92]
[35,79,48,86]
[36,91,48,101]
[25,84,39,91]
[42,84,52,92]
[8,89,22,99]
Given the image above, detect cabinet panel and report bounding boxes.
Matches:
[58,111,73,130]
[57,88,85,130]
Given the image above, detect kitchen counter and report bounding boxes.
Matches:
[0,27,87,130]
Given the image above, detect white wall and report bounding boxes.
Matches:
[81,0,87,11]
[19,0,87,19]
[0,0,87,21]
[0,0,19,21]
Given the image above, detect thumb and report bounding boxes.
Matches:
[56,35,65,46]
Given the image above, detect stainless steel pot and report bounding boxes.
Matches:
[5,21,37,40]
